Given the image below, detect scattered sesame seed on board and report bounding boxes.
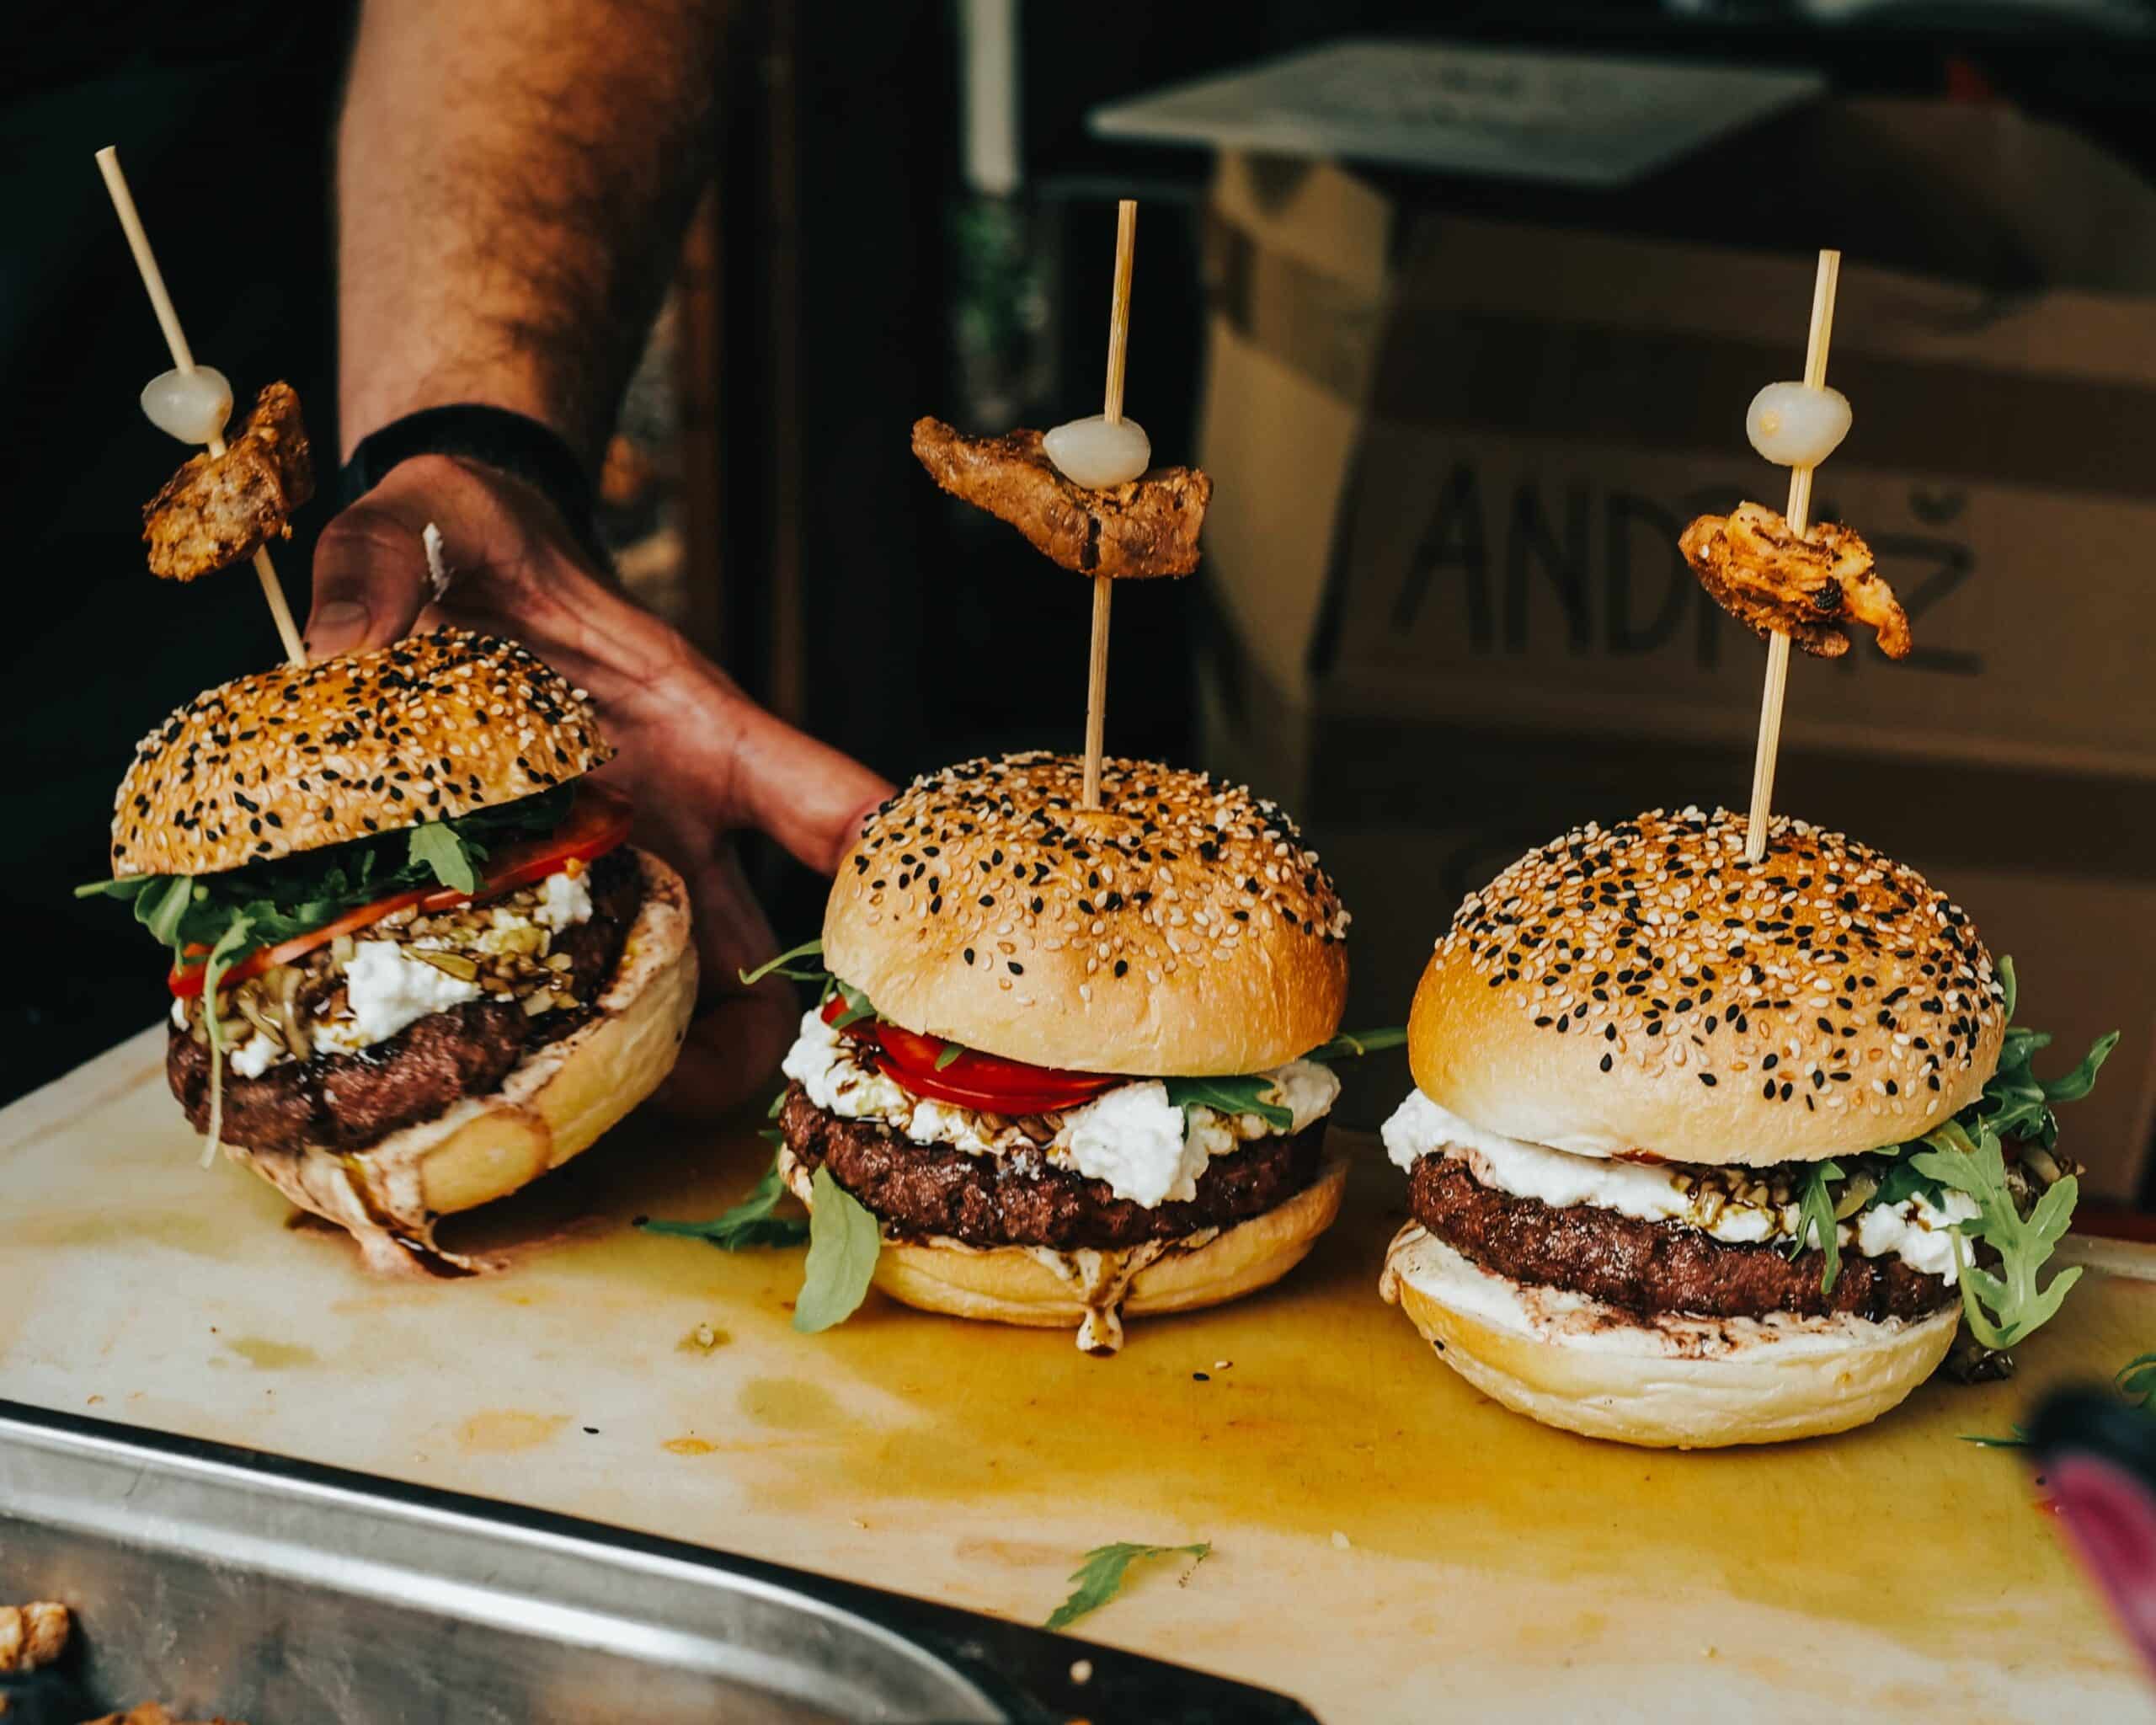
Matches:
[1440,807,2003,1114]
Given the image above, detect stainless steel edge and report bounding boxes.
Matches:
[0,1398,1321,1724]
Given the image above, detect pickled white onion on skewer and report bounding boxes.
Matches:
[140,366,232,446]
[1747,380,1850,469]
[1043,414,1150,489]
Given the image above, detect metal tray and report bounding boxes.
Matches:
[0,1399,1316,1723]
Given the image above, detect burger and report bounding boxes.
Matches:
[750,752,1373,1355]
[78,628,696,1269]
[1379,807,2113,1448]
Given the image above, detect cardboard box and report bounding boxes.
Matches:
[1193,102,2156,1196]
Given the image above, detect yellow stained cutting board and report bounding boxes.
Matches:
[4,1027,2154,1723]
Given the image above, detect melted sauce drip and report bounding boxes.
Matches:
[337,1153,478,1279]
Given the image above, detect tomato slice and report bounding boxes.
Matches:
[168,889,432,999]
[820,994,1121,1114]
[168,782,634,999]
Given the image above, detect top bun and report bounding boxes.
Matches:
[111,628,611,879]
[821,753,1349,1076]
[1407,808,2004,1166]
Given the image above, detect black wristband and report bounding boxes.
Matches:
[339,405,601,557]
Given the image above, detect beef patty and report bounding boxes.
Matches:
[168,847,643,1154]
[1407,1152,1954,1325]
[778,1084,1326,1250]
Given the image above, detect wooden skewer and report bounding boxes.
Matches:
[1743,248,1840,864]
[96,146,307,669]
[1080,199,1138,812]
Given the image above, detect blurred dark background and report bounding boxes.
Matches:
[9,1,2156,1193]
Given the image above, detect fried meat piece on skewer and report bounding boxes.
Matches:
[1680,501,1912,660]
[143,381,314,581]
[910,416,1211,578]
[0,1599,71,1672]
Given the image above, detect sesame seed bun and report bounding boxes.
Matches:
[111,628,612,879]
[783,1144,1348,1348]
[1406,808,2004,1167]
[820,753,1350,1076]
[1381,1224,1959,1448]
[223,848,695,1272]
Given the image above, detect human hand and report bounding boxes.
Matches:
[307,453,890,1114]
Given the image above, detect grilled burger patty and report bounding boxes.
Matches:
[168,848,643,1154]
[1406,1152,1954,1325]
[778,1084,1326,1250]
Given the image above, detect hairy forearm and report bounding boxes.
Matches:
[336,0,722,464]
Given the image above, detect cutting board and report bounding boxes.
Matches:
[4,1028,2154,1724]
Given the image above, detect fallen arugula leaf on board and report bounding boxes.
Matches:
[793,1167,880,1333]
[1961,1426,2031,1450]
[637,1154,808,1251]
[2118,1353,2156,1408]
[1785,1158,1846,1293]
[1161,1075,1293,1135]
[1911,1121,2081,1351]
[1044,1542,1212,1632]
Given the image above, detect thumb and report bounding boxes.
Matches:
[726,699,894,874]
[306,469,455,656]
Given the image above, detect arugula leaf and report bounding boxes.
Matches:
[1836,956,2113,1342]
[1869,1155,1950,1212]
[1044,1541,1212,1633]
[1161,1075,1293,1135]
[1307,1027,1409,1061]
[1960,1426,2031,1450]
[766,1089,788,1119]
[407,821,480,895]
[1911,1121,2081,1350]
[138,876,199,946]
[2116,1353,2156,1408]
[934,1042,965,1071]
[827,978,878,1032]
[739,937,828,988]
[1786,1158,1846,1293]
[793,1167,880,1332]
[638,1156,808,1251]
[200,916,256,1051]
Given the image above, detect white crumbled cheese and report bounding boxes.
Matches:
[1380,1087,1978,1283]
[534,868,593,932]
[1064,1083,1209,1208]
[172,996,189,1029]
[325,941,483,1047]
[228,1032,281,1078]
[780,1008,1338,1210]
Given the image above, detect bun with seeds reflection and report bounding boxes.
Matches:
[734,751,1389,1355]
[1379,807,2115,1447]
[77,628,696,1272]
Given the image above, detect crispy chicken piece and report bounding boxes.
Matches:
[910,416,1210,578]
[1680,502,1911,660]
[0,1599,71,1672]
[143,382,314,581]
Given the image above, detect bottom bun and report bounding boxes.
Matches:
[229,848,697,1273]
[783,1144,1347,1355]
[1380,1225,1959,1449]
